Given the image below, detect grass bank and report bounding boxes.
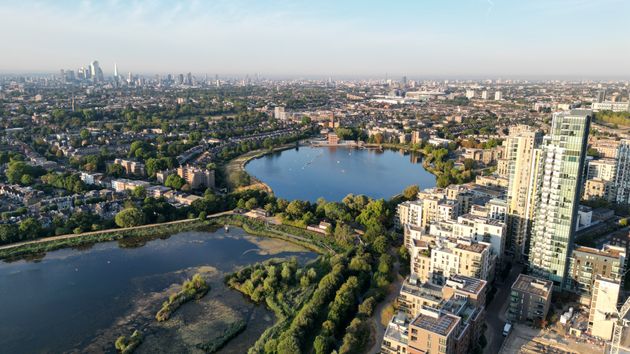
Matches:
[209,214,343,254]
[156,273,210,322]
[0,218,210,261]
[222,143,297,191]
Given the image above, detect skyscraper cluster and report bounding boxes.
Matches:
[384,109,630,352]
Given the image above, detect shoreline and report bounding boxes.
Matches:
[223,143,298,193]
[0,211,233,261]
[232,141,441,194]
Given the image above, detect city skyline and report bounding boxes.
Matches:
[2,0,630,78]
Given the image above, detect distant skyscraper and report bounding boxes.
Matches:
[114,63,119,78]
[614,140,630,205]
[495,91,503,100]
[465,89,475,99]
[90,60,103,82]
[505,125,543,260]
[481,90,489,100]
[596,89,606,103]
[528,110,591,288]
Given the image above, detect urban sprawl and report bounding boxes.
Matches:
[1,61,630,354]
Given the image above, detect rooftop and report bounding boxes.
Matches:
[411,309,459,337]
[446,275,487,295]
[573,244,625,259]
[511,274,552,298]
[454,241,487,253]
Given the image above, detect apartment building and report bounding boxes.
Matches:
[504,125,542,260]
[429,238,490,285]
[588,276,621,340]
[615,140,630,205]
[508,274,553,326]
[176,165,215,190]
[528,110,591,288]
[583,178,615,202]
[590,138,621,159]
[113,158,146,176]
[587,158,617,181]
[397,200,423,229]
[383,276,486,354]
[111,178,150,193]
[567,244,626,304]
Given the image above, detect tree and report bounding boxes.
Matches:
[19,218,41,240]
[115,208,145,228]
[463,158,475,170]
[20,174,34,185]
[107,163,125,177]
[145,158,168,177]
[374,133,384,144]
[245,197,258,210]
[372,235,389,254]
[6,160,44,185]
[323,202,351,222]
[0,224,19,244]
[356,199,389,230]
[402,185,419,200]
[132,186,146,199]
[436,174,451,188]
[165,174,186,190]
[80,129,90,140]
[334,223,354,247]
[276,334,301,354]
[285,200,309,220]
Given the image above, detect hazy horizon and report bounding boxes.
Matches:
[2,0,629,78]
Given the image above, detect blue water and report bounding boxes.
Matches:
[0,228,314,353]
[245,146,436,201]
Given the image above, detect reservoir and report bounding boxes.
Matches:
[245,146,436,202]
[0,227,315,353]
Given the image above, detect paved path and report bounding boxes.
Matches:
[0,210,233,252]
[367,258,403,354]
[486,263,523,354]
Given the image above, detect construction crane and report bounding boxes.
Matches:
[610,291,630,354]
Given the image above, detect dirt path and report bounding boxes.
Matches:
[367,258,403,354]
[0,210,233,252]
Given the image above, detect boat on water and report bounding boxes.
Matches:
[224,225,229,232]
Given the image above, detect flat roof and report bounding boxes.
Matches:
[448,275,487,295]
[511,274,552,298]
[573,245,624,259]
[454,242,487,253]
[411,311,459,337]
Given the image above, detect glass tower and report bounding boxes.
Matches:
[528,110,591,288]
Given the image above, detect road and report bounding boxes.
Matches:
[485,262,524,354]
[0,210,234,252]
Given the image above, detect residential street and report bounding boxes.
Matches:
[485,263,524,354]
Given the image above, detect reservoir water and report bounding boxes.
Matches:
[0,227,314,353]
[245,146,436,201]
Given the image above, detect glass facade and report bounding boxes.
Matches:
[528,110,591,288]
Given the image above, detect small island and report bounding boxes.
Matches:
[156,273,210,322]
[114,330,143,354]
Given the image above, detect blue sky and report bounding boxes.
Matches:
[1,0,628,78]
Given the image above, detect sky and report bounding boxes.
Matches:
[1,0,629,78]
